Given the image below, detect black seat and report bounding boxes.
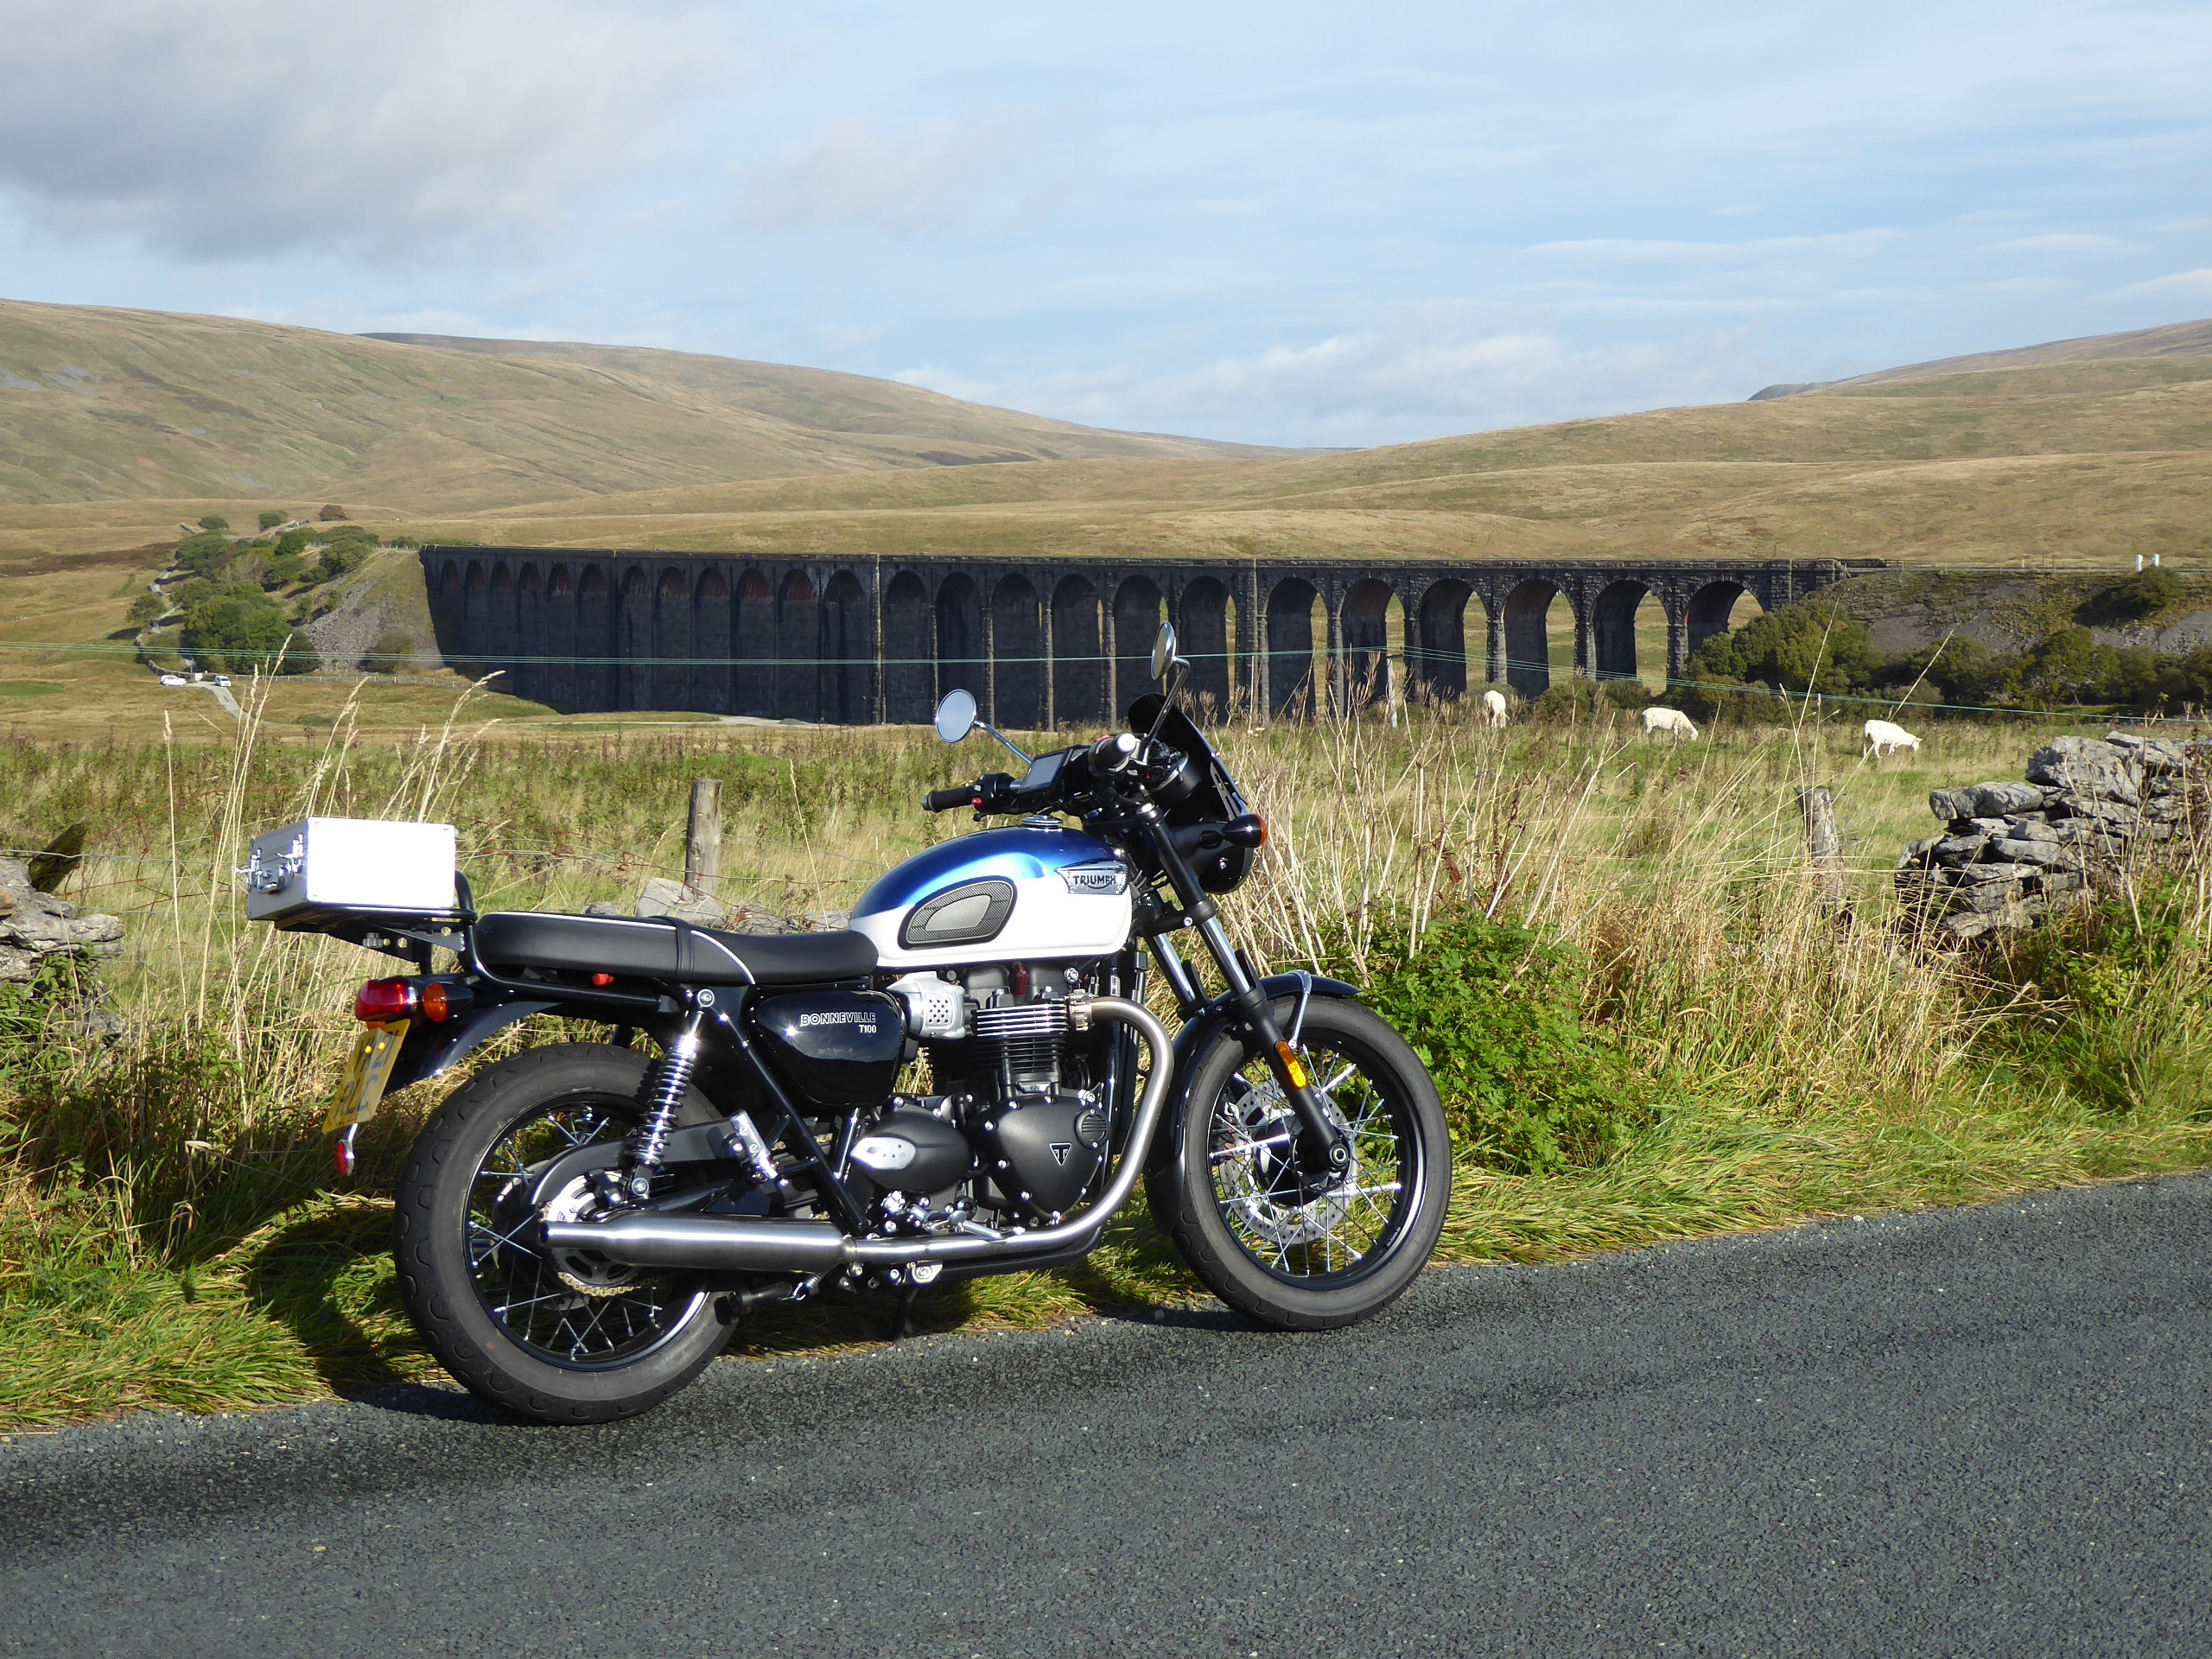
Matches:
[474,912,877,986]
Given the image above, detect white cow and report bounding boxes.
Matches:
[1642,706,1699,741]
[1480,689,1508,728]
[1863,718,1922,758]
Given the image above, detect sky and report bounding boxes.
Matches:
[2,0,2209,448]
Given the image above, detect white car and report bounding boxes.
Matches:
[159,672,188,687]
[213,675,232,688]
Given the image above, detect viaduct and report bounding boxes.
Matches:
[419,549,1885,726]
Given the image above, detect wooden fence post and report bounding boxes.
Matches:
[1797,784,1847,913]
[685,778,721,899]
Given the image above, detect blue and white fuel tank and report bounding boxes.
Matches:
[849,827,1134,971]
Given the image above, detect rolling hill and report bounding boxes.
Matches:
[0,301,1274,516]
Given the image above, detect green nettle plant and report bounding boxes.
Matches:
[1362,909,1659,1173]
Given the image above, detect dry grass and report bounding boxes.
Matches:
[2,683,2209,1430]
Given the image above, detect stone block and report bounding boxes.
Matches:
[1929,786,1978,823]
[1968,781,2049,816]
[2028,742,2139,806]
[1995,838,2077,868]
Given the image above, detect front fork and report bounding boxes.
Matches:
[1141,857,1350,1179]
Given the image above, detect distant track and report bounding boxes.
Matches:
[5,1174,2210,1657]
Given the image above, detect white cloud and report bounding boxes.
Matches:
[0,0,738,261]
[1986,233,2138,254]
[730,111,1056,235]
[899,305,1770,447]
[1525,229,1905,264]
[2108,268,2212,301]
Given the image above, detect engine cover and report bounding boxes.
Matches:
[849,1108,973,1197]
[982,1095,1109,1218]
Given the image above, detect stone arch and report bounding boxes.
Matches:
[734,569,774,718]
[1178,577,1235,720]
[618,567,652,710]
[1685,580,1749,664]
[1503,577,1560,699]
[1265,576,1321,717]
[883,571,933,723]
[1051,576,1103,728]
[1410,580,1473,703]
[1341,578,1395,710]
[692,568,731,715]
[936,572,984,708]
[1112,576,1164,719]
[779,569,820,722]
[441,558,463,593]
[513,564,545,704]
[991,575,1044,731]
[544,564,577,709]
[1590,578,1650,683]
[652,568,691,711]
[823,570,874,724]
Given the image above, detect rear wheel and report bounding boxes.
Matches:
[1148,998,1449,1330]
[393,1044,730,1423]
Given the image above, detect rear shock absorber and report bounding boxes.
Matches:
[628,1009,706,1199]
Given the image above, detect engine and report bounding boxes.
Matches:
[853,962,1115,1231]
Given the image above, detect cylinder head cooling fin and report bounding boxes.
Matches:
[973,998,1069,1090]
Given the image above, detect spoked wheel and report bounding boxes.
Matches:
[394,1044,730,1423]
[1148,997,1450,1330]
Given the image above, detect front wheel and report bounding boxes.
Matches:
[392,1044,732,1423]
[1147,998,1450,1330]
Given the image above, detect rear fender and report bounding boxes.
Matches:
[385,997,560,1096]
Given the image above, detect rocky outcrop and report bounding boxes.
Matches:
[0,856,124,982]
[1895,733,2205,943]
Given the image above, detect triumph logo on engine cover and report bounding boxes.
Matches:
[1048,1141,1073,1166]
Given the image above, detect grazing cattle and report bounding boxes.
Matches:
[1863,718,1922,757]
[1642,706,1699,741]
[1480,689,1508,727]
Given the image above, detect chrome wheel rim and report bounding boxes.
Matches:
[1206,1038,1415,1283]
[465,1096,706,1368]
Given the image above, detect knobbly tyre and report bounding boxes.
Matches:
[254,626,1450,1422]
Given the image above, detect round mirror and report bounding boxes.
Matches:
[1150,622,1179,684]
[933,689,978,745]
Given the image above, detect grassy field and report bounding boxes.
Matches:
[2,682,2207,1430]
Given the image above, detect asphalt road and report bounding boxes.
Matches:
[5,1174,2210,1658]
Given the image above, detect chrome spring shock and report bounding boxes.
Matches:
[629,1012,706,1197]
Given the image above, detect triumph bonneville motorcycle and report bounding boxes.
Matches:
[305,625,1448,1422]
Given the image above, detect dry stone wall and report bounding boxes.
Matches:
[0,856,122,982]
[1896,733,2207,943]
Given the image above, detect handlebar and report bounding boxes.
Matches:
[921,785,978,814]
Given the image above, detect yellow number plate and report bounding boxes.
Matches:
[322,1022,410,1133]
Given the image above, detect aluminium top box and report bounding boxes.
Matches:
[244,818,459,928]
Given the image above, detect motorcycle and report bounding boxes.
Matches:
[277,624,1449,1422]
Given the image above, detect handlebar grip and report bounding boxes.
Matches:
[922,786,976,814]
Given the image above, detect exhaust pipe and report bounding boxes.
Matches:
[543,996,1173,1274]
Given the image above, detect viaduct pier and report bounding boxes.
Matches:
[420,549,1884,725]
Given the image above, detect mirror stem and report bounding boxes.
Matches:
[975,721,1033,767]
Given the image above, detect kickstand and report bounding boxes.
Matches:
[889,1281,922,1340]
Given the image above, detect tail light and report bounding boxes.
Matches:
[354,978,418,1023]
[354,976,472,1023]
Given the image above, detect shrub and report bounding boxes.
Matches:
[2083,567,2185,623]
[318,505,347,522]
[263,552,308,588]
[1529,679,1649,721]
[196,514,229,533]
[178,592,319,675]
[318,540,371,582]
[1362,909,1656,1173]
[257,511,285,532]
[1688,598,1878,695]
[172,532,232,581]
[124,593,165,627]
[272,528,315,562]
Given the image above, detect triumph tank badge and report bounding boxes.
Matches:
[1058,862,1128,896]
